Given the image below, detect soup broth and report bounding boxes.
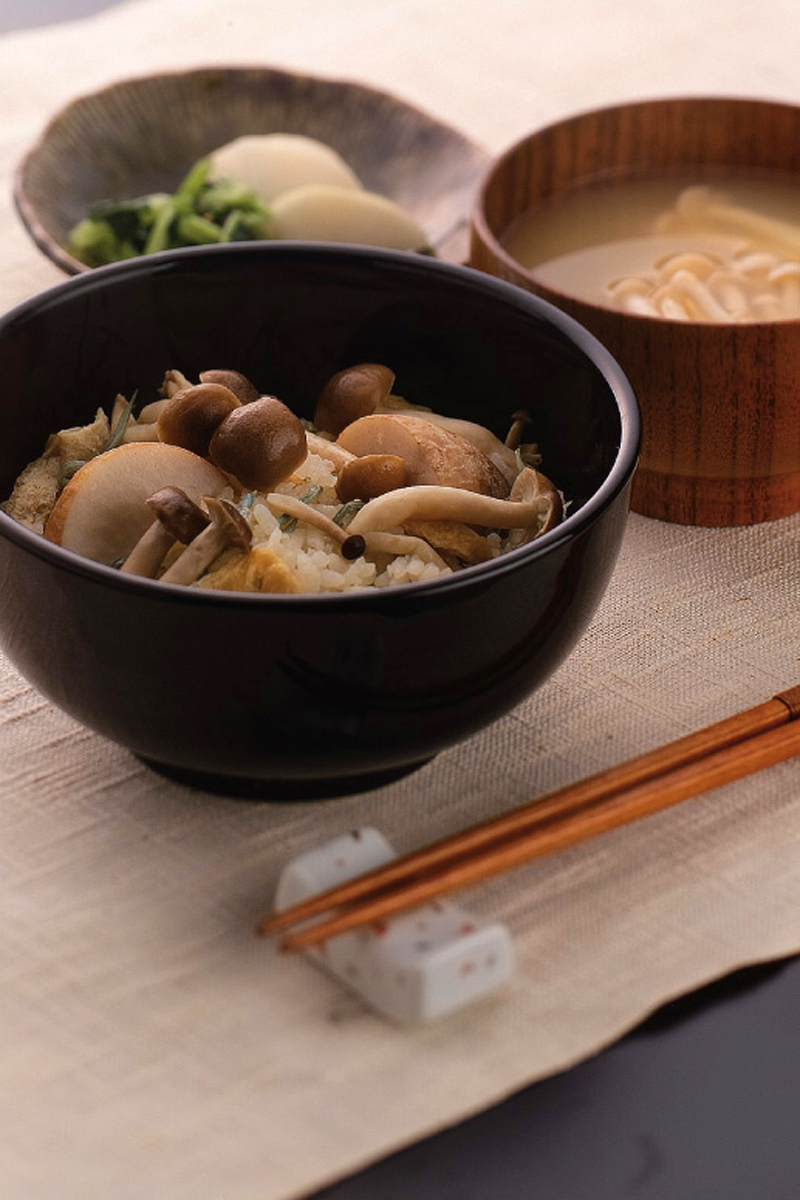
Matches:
[503,173,800,322]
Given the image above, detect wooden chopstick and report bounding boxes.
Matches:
[258,684,800,949]
[278,715,800,950]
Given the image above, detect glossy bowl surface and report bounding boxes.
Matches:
[14,64,489,274]
[470,96,800,527]
[0,243,639,797]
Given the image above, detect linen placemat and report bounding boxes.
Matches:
[1,1,799,1196]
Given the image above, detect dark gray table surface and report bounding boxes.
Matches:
[6,3,800,1196]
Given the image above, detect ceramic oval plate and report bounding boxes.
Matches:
[15,65,490,274]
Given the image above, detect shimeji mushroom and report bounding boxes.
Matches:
[120,486,209,577]
[335,453,408,502]
[265,493,366,560]
[347,466,563,541]
[161,369,193,398]
[209,397,308,491]
[503,467,564,548]
[768,262,800,318]
[336,413,509,498]
[606,277,660,317]
[659,186,800,258]
[160,497,252,585]
[199,369,261,405]
[313,363,396,436]
[312,364,528,481]
[359,530,450,571]
[504,409,532,452]
[157,382,242,457]
[701,269,752,320]
[44,442,229,565]
[653,263,732,323]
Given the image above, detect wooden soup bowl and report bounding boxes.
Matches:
[470,97,800,526]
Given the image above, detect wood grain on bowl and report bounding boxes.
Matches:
[15,65,489,274]
[470,97,800,527]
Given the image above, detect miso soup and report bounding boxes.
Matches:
[502,174,800,322]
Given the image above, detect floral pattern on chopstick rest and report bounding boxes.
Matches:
[274,828,515,1023]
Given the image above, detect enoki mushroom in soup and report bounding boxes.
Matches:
[503,175,800,323]
[2,364,564,594]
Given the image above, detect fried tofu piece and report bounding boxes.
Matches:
[196,544,299,593]
[3,408,110,533]
[403,518,494,568]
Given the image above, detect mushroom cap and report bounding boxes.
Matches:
[313,363,396,437]
[157,382,241,457]
[146,486,210,544]
[209,396,307,491]
[156,495,252,586]
[199,369,261,405]
[44,442,229,565]
[336,413,509,497]
[335,453,407,502]
[202,496,253,551]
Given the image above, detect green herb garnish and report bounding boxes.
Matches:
[67,156,271,267]
[105,393,136,451]
[278,485,322,533]
[56,459,88,491]
[333,499,365,526]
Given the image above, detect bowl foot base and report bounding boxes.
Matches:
[136,754,434,801]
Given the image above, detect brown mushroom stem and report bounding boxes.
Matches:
[120,521,176,576]
[504,409,532,451]
[266,493,366,559]
[347,476,557,536]
[159,497,252,585]
[121,486,212,577]
[504,467,564,548]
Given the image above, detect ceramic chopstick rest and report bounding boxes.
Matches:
[274,828,514,1023]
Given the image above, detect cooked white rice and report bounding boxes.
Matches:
[246,451,459,592]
